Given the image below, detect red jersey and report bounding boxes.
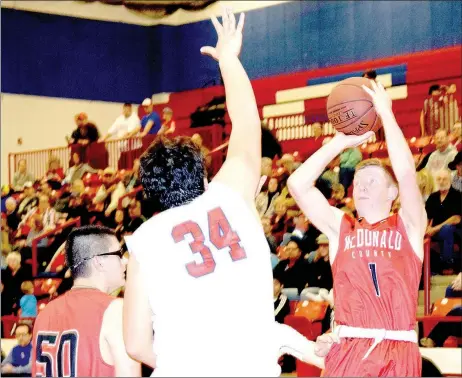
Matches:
[32,288,116,377]
[325,213,422,377]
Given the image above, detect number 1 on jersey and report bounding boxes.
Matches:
[172,207,247,278]
[368,263,381,297]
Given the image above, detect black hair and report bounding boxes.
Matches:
[428,84,441,95]
[139,136,206,212]
[65,225,116,278]
[362,69,377,80]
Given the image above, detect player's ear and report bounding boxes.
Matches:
[204,178,209,191]
[92,256,105,273]
[388,184,398,202]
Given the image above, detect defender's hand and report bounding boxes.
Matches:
[200,7,245,61]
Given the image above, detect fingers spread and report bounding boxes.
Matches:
[237,12,245,33]
[210,16,223,36]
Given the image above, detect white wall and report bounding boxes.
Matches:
[0,93,130,185]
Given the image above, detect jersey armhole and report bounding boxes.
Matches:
[396,212,424,262]
[330,212,353,268]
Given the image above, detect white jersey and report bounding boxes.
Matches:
[125,182,280,376]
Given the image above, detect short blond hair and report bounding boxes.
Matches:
[21,281,34,294]
[355,158,397,186]
[417,168,434,197]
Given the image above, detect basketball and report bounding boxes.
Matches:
[327,77,382,135]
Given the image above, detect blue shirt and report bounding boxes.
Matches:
[2,343,32,375]
[20,294,37,317]
[141,112,162,135]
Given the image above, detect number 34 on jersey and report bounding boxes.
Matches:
[172,207,247,278]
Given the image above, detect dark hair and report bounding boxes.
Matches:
[66,225,116,278]
[428,84,441,95]
[362,69,377,80]
[16,323,32,334]
[139,136,206,211]
[123,103,132,107]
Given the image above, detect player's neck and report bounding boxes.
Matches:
[72,278,111,294]
[359,211,390,225]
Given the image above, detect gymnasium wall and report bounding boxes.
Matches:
[2,1,461,99]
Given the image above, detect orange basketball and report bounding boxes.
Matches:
[326,77,382,135]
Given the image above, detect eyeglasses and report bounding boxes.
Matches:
[71,248,126,269]
[16,333,30,338]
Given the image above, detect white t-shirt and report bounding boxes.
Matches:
[108,113,141,151]
[126,182,280,377]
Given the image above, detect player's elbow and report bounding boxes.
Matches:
[287,175,313,199]
[124,340,143,363]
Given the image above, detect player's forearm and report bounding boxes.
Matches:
[276,323,325,369]
[289,138,344,193]
[381,109,416,181]
[219,53,261,163]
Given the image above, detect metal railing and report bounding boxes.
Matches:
[31,218,81,277]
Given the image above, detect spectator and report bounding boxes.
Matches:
[93,167,126,220]
[339,147,362,194]
[137,98,162,137]
[1,323,32,376]
[270,197,290,245]
[16,183,38,220]
[62,152,99,185]
[100,103,141,153]
[12,160,34,192]
[277,154,296,175]
[281,214,320,256]
[1,252,28,315]
[362,69,377,80]
[421,84,460,136]
[261,216,277,256]
[125,200,146,234]
[19,281,37,319]
[450,121,462,151]
[43,156,64,186]
[23,214,48,249]
[425,169,462,273]
[123,159,141,192]
[425,129,458,185]
[273,277,290,324]
[303,234,333,291]
[114,209,126,241]
[255,177,281,218]
[21,195,57,232]
[159,107,176,135]
[191,133,212,170]
[417,168,434,201]
[329,183,346,207]
[67,112,100,145]
[261,157,273,178]
[449,151,462,192]
[5,197,19,232]
[273,238,309,295]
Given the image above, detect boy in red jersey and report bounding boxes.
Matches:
[288,81,426,377]
[32,225,140,377]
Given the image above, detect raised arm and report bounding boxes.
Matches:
[123,252,156,368]
[363,82,427,256]
[288,132,373,245]
[202,8,261,205]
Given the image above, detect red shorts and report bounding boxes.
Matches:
[324,338,421,377]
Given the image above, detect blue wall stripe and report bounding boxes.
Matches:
[2,1,461,102]
[307,64,408,86]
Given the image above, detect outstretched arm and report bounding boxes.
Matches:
[363,82,427,258]
[275,322,333,369]
[288,132,373,256]
[203,8,261,206]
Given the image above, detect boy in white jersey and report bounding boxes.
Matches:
[122,7,327,376]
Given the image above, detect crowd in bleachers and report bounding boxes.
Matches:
[1,79,462,375]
